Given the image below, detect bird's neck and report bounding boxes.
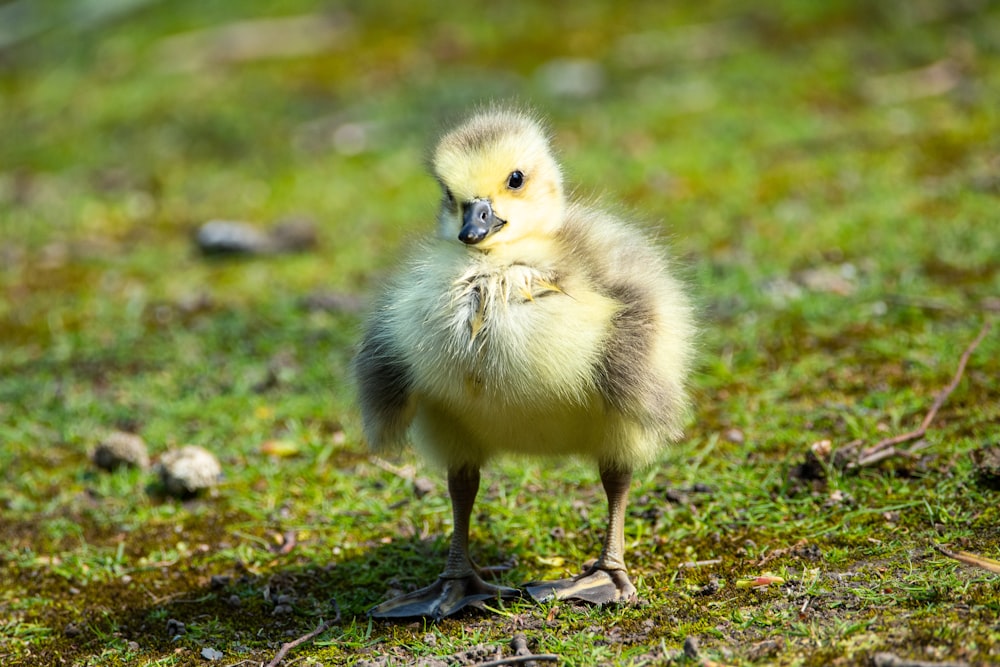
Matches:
[468,234,561,272]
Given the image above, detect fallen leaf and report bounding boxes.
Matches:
[261,440,301,458]
[736,574,786,588]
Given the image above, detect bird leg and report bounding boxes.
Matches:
[369,466,520,619]
[525,466,638,605]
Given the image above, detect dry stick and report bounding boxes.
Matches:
[678,558,723,569]
[854,439,932,469]
[467,655,560,667]
[873,651,969,667]
[265,600,341,667]
[852,321,992,467]
[934,543,1000,575]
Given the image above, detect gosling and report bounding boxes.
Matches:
[355,106,694,619]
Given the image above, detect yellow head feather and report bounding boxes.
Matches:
[432,107,566,259]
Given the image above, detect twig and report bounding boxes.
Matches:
[873,651,968,667]
[934,544,1000,575]
[467,655,560,667]
[757,539,808,567]
[678,558,722,569]
[369,456,416,481]
[843,321,991,469]
[853,438,932,468]
[264,600,341,667]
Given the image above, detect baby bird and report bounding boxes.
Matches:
[355,107,694,619]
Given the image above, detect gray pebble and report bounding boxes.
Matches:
[166,618,186,637]
[195,219,317,256]
[155,446,222,497]
[195,220,270,255]
[683,636,700,659]
[201,647,224,661]
[413,477,434,499]
[92,431,150,471]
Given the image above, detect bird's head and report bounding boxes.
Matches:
[432,108,565,259]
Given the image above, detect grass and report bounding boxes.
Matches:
[2,0,999,665]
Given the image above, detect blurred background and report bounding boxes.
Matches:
[2,0,997,347]
[1,0,998,663]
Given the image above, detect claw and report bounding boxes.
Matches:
[369,574,520,620]
[525,568,637,605]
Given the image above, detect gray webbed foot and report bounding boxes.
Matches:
[525,566,637,605]
[369,574,520,620]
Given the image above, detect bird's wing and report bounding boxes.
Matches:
[593,280,688,443]
[353,316,416,453]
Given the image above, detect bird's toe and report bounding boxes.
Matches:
[525,568,637,605]
[368,575,520,620]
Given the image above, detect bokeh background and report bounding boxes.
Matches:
[2,1,998,665]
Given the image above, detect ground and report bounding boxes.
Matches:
[1,1,999,665]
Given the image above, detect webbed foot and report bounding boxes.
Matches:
[369,574,520,620]
[525,566,637,605]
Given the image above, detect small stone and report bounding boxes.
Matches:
[694,578,720,596]
[810,439,833,460]
[724,428,744,444]
[201,647,224,661]
[227,594,242,607]
[747,639,782,660]
[413,477,434,499]
[683,636,700,659]
[195,219,317,257]
[209,575,231,590]
[155,446,222,497]
[64,622,82,637]
[92,431,150,471]
[273,603,293,616]
[511,633,530,655]
[195,220,270,255]
[971,445,1000,489]
[275,594,295,605]
[166,618,186,637]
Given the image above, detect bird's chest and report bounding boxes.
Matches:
[453,265,559,348]
[401,264,617,406]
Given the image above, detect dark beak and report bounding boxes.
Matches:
[459,199,505,245]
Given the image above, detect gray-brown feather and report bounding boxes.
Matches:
[353,316,414,451]
[557,205,689,437]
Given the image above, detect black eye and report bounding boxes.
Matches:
[444,188,455,205]
[506,170,524,190]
